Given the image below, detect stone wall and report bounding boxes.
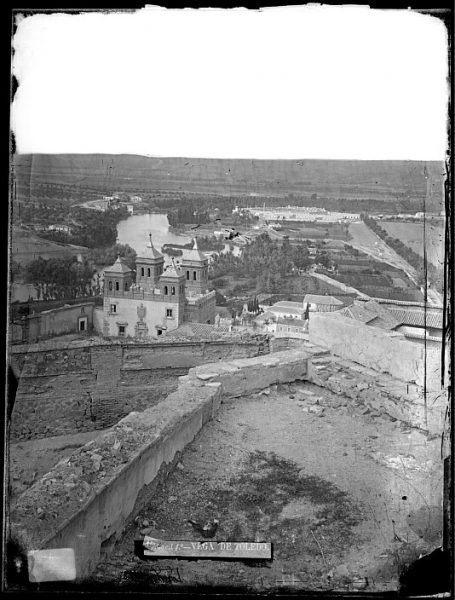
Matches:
[309,312,442,391]
[184,349,311,397]
[270,336,308,353]
[9,336,270,441]
[14,303,95,345]
[8,342,446,580]
[307,354,447,435]
[10,348,311,580]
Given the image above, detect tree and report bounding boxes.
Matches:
[24,256,95,301]
[89,243,137,269]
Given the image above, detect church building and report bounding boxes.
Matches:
[102,235,216,338]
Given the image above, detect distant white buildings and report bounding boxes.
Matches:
[248,206,360,223]
[46,224,73,234]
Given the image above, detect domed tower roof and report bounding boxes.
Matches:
[137,233,164,262]
[104,255,134,274]
[182,237,208,264]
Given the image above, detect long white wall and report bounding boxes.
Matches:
[309,312,442,391]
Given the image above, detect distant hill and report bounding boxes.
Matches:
[13,154,445,209]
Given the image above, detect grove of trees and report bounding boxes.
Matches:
[24,256,96,301]
[209,233,312,294]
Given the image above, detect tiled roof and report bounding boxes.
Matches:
[304,294,344,306]
[358,297,444,309]
[336,300,399,330]
[337,305,377,324]
[137,235,164,261]
[104,256,134,274]
[181,238,209,264]
[161,261,184,279]
[166,322,230,339]
[338,298,444,331]
[363,300,401,328]
[387,307,444,330]
[273,301,304,309]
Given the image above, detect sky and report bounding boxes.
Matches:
[11,6,449,161]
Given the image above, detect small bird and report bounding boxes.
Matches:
[187,518,219,538]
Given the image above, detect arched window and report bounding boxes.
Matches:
[187,270,190,280]
[108,281,113,291]
[164,286,168,295]
[147,268,151,277]
[171,286,175,295]
[115,281,119,291]
[124,281,128,291]
[141,267,145,277]
[193,271,197,280]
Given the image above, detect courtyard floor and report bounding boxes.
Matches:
[89,379,442,593]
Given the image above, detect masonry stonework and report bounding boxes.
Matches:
[10,336,270,441]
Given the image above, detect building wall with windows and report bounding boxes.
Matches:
[12,303,95,344]
[102,239,216,340]
[102,295,183,338]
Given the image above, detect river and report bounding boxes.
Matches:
[10,214,238,303]
[116,213,241,263]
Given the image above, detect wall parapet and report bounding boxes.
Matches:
[9,348,312,580]
[309,312,443,391]
[10,342,443,582]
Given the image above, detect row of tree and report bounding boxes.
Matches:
[362,216,443,292]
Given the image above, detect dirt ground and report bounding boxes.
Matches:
[90,380,442,593]
[8,430,108,503]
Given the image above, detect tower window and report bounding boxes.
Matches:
[147,268,151,277]
[164,286,168,295]
[110,304,117,313]
[141,267,145,277]
[108,281,113,291]
[166,308,173,318]
[193,271,197,280]
[186,270,190,280]
[171,286,175,295]
[115,281,119,291]
[124,281,128,291]
[118,325,125,337]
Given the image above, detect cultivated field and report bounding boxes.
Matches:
[13,154,444,207]
[380,222,444,269]
[10,227,88,266]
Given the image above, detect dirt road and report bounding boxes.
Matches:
[348,222,443,306]
[90,380,442,593]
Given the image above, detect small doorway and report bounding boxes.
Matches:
[78,316,88,332]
